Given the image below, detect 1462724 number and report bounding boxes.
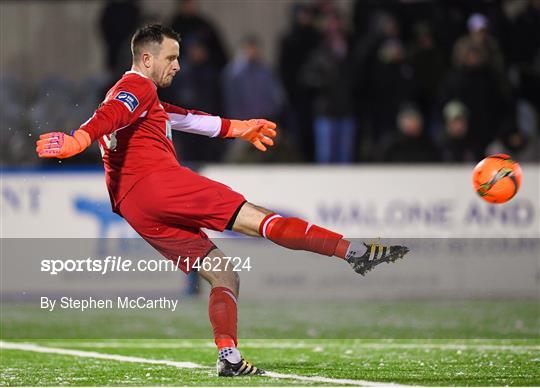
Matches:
[183,256,252,272]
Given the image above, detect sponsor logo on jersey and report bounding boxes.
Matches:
[115,91,139,112]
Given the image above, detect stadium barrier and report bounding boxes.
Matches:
[2,165,539,300]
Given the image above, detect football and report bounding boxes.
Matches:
[472,154,522,204]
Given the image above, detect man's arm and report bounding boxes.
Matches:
[162,101,277,152]
[37,80,152,159]
[161,101,230,138]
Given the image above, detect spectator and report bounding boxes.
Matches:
[352,12,401,109]
[510,0,540,112]
[163,37,222,114]
[453,13,506,89]
[352,11,401,83]
[352,0,392,43]
[353,0,435,45]
[159,37,225,162]
[409,22,448,123]
[170,0,228,71]
[222,36,286,162]
[438,100,475,162]
[223,36,283,120]
[278,3,320,161]
[382,105,441,163]
[486,130,540,163]
[440,38,511,159]
[370,38,418,139]
[487,100,540,162]
[510,0,540,64]
[351,11,409,159]
[488,131,540,163]
[300,11,356,164]
[100,0,141,78]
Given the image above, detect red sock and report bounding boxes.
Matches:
[209,286,238,349]
[334,239,351,259]
[259,214,350,258]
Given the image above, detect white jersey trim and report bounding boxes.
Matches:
[124,70,150,79]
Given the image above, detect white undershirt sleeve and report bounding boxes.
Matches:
[168,112,222,138]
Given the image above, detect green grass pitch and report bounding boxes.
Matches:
[1,300,539,386]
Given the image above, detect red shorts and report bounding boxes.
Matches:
[118,166,246,273]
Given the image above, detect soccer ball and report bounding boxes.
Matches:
[472,154,522,204]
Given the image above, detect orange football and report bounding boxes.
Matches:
[472,154,522,204]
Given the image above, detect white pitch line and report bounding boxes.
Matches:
[364,343,540,351]
[263,371,407,387]
[0,341,201,369]
[0,341,409,387]
[30,340,540,352]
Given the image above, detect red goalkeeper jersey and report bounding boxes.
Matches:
[79,70,231,211]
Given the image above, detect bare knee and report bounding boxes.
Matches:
[198,249,240,295]
[231,202,273,237]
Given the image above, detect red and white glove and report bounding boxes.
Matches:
[36,130,92,159]
[226,119,277,152]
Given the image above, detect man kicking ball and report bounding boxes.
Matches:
[36,24,409,376]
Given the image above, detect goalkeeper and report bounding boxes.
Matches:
[36,24,408,377]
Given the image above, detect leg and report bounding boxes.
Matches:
[198,247,263,376]
[229,202,271,237]
[117,166,262,376]
[328,118,340,163]
[232,202,409,275]
[338,117,356,164]
[314,116,333,164]
[198,248,240,296]
[184,271,200,297]
[198,248,240,348]
[232,202,350,258]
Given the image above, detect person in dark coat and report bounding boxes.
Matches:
[439,40,510,159]
[100,0,141,77]
[382,106,441,163]
[300,11,356,163]
[438,100,475,163]
[170,0,228,71]
[278,3,320,161]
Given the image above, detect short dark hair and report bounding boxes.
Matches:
[131,24,181,59]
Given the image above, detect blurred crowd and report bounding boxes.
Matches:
[2,0,539,166]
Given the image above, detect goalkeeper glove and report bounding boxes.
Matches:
[36,129,92,159]
[227,119,277,152]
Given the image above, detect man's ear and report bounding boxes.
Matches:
[142,52,153,69]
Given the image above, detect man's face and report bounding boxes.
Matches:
[149,37,180,88]
[447,117,468,138]
[399,115,422,137]
[244,43,260,62]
